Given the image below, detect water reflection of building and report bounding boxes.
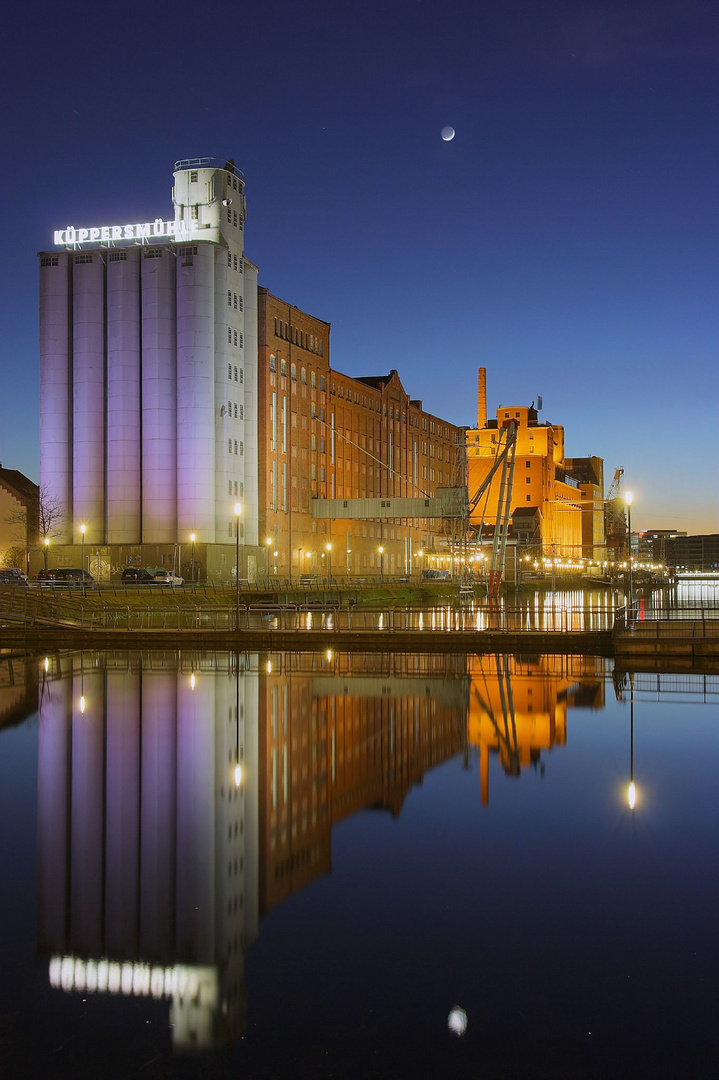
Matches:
[258,652,469,913]
[0,651,38,730]
[468,654,606,804]
[37,652,259,1051]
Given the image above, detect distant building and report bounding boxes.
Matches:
[0,463,38,571]
[465,369,605,561]
[641,530,719,571]
[39,157,258,581]
[257,289,465,579]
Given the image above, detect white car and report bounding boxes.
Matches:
[151,570,184,587]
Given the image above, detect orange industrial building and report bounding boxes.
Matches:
[466,369,605,562]
[257,289,464,581]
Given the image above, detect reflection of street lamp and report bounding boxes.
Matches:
[189,533,196,583]
[628,673,636,809]
[326,542,332,583]
[43,536,49,570]
[79,524,86,596]
[625,491,633,607]
[378,545,384,584]
[266,537,272,586]
[234,503,242,628]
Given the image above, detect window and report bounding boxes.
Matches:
[228,480,232,495]
[227,208,232,223]
[234,440,238,455]
[240,441,244,456]
[526,477,531,484]
[269,354,277,372]
[239,296,243,312]
[291,363,297,381]
[228,363,232,379]
[228,290,232,307]
[228,327,232,343]
[234,403,238,418]
[320,376,326,391]
[190,206,198,221]
[233,293,238,309]
[74,254,93,264]
[239,332,243,348]
[239,368,243,384]
[238,258,243,274]
[280,358,286,376]
[233,211,238,227]
[190,170,198,182]
[234,366,238,382]
[228,252,232,267]
[527,495,531,502]
[239,403,243,419]
[311,371,316,388]
[234,330,238,346]
[41,256,59,267]
[228,439,232,453]
[234,254,238,271]
[301,367,307,384]
[107,252,126,263]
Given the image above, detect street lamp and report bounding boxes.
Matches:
[190,533,196,584]
[326,542,332,584]
[378,545,384,584]
[625,491,633,608]
[234,503,242,628]
[79,524,86,595]
[43,536,49,571]
[266,537,272,587]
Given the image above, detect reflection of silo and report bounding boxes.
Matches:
[37,676,72,950]
[142,250,177,541]
[140,672,177,959]
[105,671,141,958]
[70,669,104,955]
[177,246,216,541]
[106,251,141,543]
[39,254,72,543]
[72,257,105,543]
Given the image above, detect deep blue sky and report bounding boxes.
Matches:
[1,0,717,533]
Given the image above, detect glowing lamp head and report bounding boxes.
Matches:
[79,524,86,536]
[79,695,86,714]
[378,546,384,554]
[234,502,242,517]
[44,537,49,547]
[190,673,196,690]
[234,763,242,788]
[625,491,633,507]
[266,537,272,546]
[190,533,196,542]
[628,781,636,810]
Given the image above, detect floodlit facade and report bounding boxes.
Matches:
[257,289,465,580]
[466,369,605,561]
[38,158,259,581]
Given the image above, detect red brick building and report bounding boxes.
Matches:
[257,289,464,581]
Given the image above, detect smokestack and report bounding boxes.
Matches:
[477,367,487,429]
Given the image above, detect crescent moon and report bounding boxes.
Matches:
[441,126,455,142]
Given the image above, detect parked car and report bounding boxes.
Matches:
[120,567,156,585]
[36,569,58,585]
[0,568,29,585]
[151,570,184,587]
[53,568,95,587]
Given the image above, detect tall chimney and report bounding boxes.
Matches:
[477,367,487,429]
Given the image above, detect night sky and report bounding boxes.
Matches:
[2,0,717,533]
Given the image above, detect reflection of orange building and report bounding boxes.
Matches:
[257,657,467,912]
[467,654,605,804]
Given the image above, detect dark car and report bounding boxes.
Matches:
[0,568,29,586]
[53,568,95,587]
[120,567,156,585]
[36,569,58,585]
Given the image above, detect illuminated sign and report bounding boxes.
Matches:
[54,219,199,246]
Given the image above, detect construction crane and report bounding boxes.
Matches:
[466,420,518,599]
[604,466,627,556]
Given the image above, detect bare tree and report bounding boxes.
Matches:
[4,484,64,570]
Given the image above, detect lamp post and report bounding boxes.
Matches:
[79,524,86,595]
[378,545,384,584]
[190,533,196,584]
[625,491,633,608]
[43,536,49,571]
[234,503,242,628]
[326,542,332,585]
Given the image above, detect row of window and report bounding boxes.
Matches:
[268,355,326,390]
[273,319,324,356]
[227,252,243,273]
[227,291,244,311]
[228,439,245,456]
[226,400,244,419]
[227,480,244,497]
[226,207,243,229]
[228,363,244,383]
[227,327,244,347]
